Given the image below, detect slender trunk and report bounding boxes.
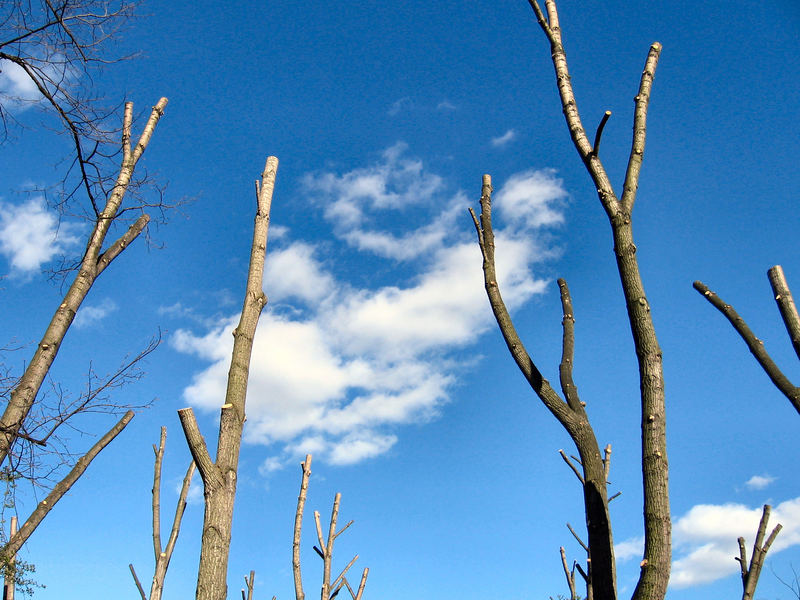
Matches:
[180,157,278,600]
[0,99,168,467]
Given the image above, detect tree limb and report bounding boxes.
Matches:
[3,410,134,557]
[693,280,800,414]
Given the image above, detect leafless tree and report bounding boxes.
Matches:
[291,455,368,600]
[129,426,195,600]
[694,266,800,415]
[0,97,168,580]
[471,1,667,599]
[737,504,782,600]
[0,0,140,212]
[178,157,279,600]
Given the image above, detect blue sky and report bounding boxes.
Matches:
[1,1,799,599]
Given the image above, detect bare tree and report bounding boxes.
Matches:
[129,426,196,600]
[694,266,800,415]
[737,504,782,600]
[291,455,368,600]
[0,97,168,573]
[471,1,668,599]
[0,0,139,210]
[178,156,279,600]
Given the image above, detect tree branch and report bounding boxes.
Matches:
[177,407,220,489]
[3,410,134,557]
[293,455,312,600]
[768,265,800,360]
[693,280,800,414]
[739,505,782,600]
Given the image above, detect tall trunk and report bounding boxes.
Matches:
[179,156,279,600]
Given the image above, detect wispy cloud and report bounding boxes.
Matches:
[0,197,81,276]
[0,55,76,113]
[74,298,118,329]
[437,100,457,111]
[387,97,413,116]
[0,59,41,111]
[172,145,568,468]
[491,129,517,147]
[616,497,800,589]
[744,474,776,490]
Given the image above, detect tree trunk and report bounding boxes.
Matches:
[179,156,279,600]
[0,99,168,468]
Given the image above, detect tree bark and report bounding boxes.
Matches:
[2,411,134,558]
[473,3,671,599]
[179,156,278,600]
[471,183,615,600]
[142,427,196,600]
[694,268,800,415]
[738,505,782,600]
[0,98,168,468]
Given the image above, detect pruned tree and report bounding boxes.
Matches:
[291,455,368,600]
[129,426,196,600]
[470,1,668,599]
[737,504,782,600]
[694,266,800,415]
[0,97,168,578]
[178,156,279,600]
[0,0,140,210]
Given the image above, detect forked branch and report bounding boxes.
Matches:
[523,3,670,598]
[130,427,195,600]
[470,174,615,599]
[0,98,168,471]
[738,505,782,600]
[290,454,367,600]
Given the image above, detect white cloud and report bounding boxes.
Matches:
[494,169,567,231]
[744,474,776,490]
[388,97,413,116]
[613,497,800,589]
[614,536,644,561]
[74,298,118,329]
[0,197,81,275]
[303,142,443,232]
[264,242,335,304]
[329,432,398,465]
[437,100,457,111]
[0,55,76,113]
[491,129,517,147]
[172,146,567,468]
[0,59,41,110]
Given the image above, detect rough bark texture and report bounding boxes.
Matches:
[471,181,615,600]
[529,3,670,599]
[472,2,671,599]
[179,156,278,600]
[0,98,168,468]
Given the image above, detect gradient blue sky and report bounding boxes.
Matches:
[1,1,799,599]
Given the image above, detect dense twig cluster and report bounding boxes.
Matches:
[0,0,139,213]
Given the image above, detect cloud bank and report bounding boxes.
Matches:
[616,496,800,589]
[171,144,567,468]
